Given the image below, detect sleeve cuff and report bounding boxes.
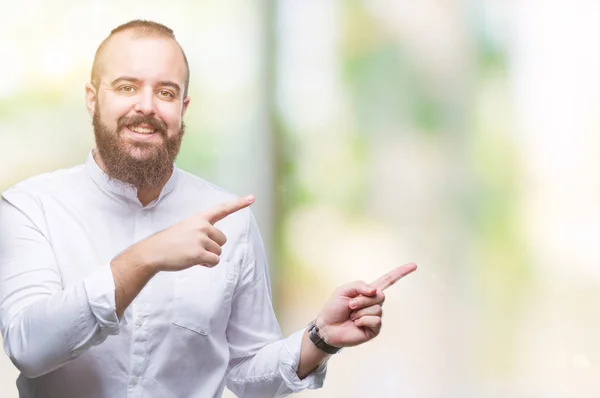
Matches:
[278,328,329,393]
[83,264,120,335]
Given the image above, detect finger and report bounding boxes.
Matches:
[204,195,255,225]
[349,304,382,321]
[202,237,222,256]
[338,281,377,298]
[370,262,417,291]
[353,315,382,330]
[199,252,220,267]
[207,226,227,247]
[358,284,377,296]
[348,291,385,310]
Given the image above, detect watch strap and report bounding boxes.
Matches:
[307,320,342,355]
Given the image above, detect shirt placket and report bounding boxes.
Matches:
[128,207,153,397]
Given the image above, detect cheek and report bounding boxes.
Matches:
[167,119,183,133]
[99,98,132,127]
[158,107,184,133]
[97,112,118,131]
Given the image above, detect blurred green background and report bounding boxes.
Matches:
[2,0,600,396]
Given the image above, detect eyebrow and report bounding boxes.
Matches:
[110,76,181,94]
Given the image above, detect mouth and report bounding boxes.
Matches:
[123,124,160,140]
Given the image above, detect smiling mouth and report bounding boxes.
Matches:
[127,125,157,135]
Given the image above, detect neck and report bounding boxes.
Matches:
[136,186,163,207]
[92,149,171,207]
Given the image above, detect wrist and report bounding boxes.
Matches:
[308,318,341,355]
[114,242,160,276]
[314,316,330,343]
[136,238,162,273]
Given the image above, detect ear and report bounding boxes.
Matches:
[182,95,191,117]
[85,83,98,117]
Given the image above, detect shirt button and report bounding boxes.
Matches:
[131,377,139,385]
[135,318,143,327]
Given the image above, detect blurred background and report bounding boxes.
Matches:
[1,0,600,396]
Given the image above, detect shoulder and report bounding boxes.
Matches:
[1,164,86,230]
[2,164,86,206]
[175,168,241,206]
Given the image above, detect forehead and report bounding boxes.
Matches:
[99,32,187,87]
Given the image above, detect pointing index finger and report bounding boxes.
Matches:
[204,195,255,224]
[370,263,417,291]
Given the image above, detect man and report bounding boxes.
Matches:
[0,20,416,397]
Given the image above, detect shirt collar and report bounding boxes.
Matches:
[85,149,179,207]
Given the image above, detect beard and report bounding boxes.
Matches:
[92,106,184,190]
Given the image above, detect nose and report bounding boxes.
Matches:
[134,86,157,115]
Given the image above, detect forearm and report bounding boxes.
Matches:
[226,329,329,397]
[110,244,158,318]
[4,271,118,378]
[297,324,331,379]
[4,246,157,377]
[226,339,288,397]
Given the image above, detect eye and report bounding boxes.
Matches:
[117,85,136,94]
[158,90,175,99]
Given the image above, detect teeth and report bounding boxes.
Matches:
[129,126,155,134]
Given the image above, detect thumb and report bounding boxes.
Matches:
[338,281,376,298]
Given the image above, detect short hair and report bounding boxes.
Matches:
[91,20,190,96]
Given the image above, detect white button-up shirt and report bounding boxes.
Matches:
[0,152,327,398]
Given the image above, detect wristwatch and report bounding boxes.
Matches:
[307,320,342,354]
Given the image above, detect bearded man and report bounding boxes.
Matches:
[0,20,416,398]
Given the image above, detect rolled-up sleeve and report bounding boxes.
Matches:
[225,211,328,397]
[83,264,120,336]
[0,190,119,378]
[277,328,328,393]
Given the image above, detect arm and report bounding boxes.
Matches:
[110,246,157,318]
[224,212,418,397]
[296,326,330,379]
[110,194,256,317]
[0,191,253,377]
[225,212,329,397]
[0,194,120,378]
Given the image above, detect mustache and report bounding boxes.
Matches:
[117,115,168,134]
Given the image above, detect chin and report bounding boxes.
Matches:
[124,143,160,160]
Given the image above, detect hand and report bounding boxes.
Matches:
[315,263,417,348]
[121,195,255,272]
